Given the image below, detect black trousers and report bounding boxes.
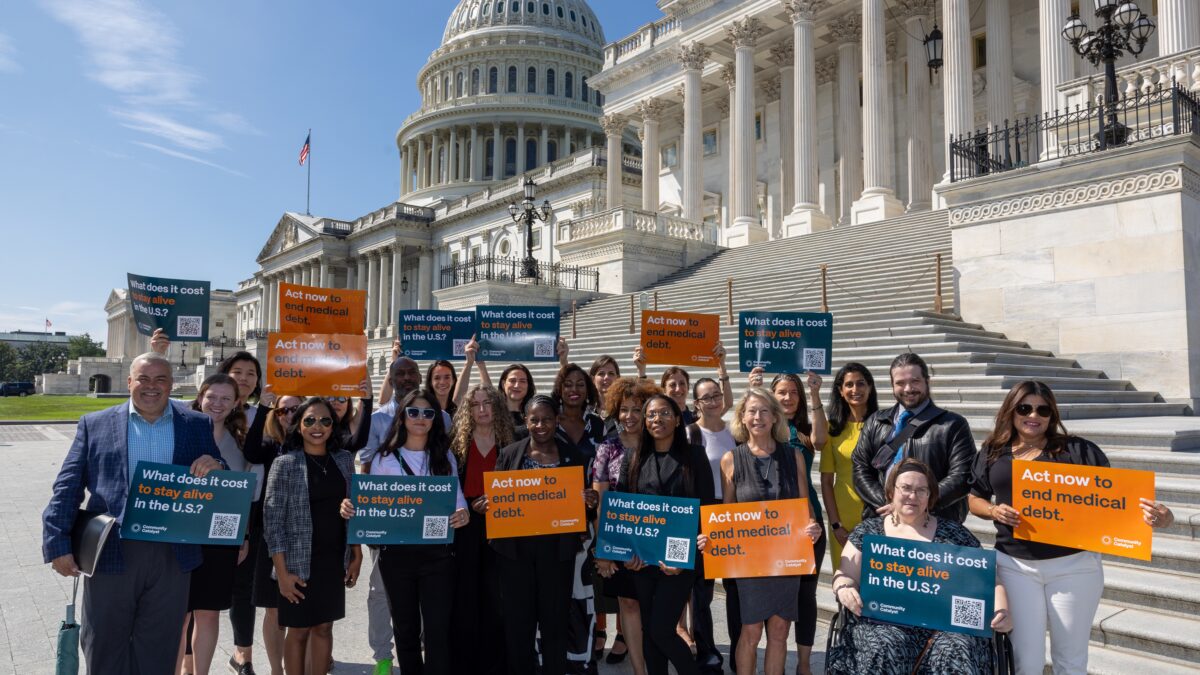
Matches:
[724,578,740,668]
[633,567,699,675]
[690,569,723,673]
[228,500,262,647]
[377,545,456,675]
[794,526,827,647]
[451,509,506,675]
[495,539,574,675]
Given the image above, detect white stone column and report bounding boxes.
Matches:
[515,124,526,175]
[448,128,458,183]
[678,43,710,222]
[399,145,409,197]
[904,6,934,211]
[1037,1,1071,160]
[986,0,1015,146]
[770,41,795,222]
[262,277,273,331]
[601,114,627,210]
[727,17,765,244]
[418,250,434,310]
[637,99,666,211]
[390,245,404,326]
[492,123,502,178]
[782,1,830,235]
[378,249,392,335]
[539,126,549,166]
[564,127,573,155]
[1160,1,1200,56]
[722,66,738,224]
[942,0,974,182]
[356,257,368,292]
[470,126,481,181]
[853,0,904,224]
[416,136,427,189]
[319,259,329,287]
[459,131,468,181]
[366,253,379,330]
[300,264,311,287]
[430,133,441,186]
[832,13,862,225]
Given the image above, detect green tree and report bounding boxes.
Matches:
[68,333,106,359]
[0,342,16,381]
[14,342,69,381]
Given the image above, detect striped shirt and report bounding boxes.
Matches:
[127,405,176,486]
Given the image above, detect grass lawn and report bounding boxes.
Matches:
[0,395,128,421]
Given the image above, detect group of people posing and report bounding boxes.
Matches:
[42,331,1176,675]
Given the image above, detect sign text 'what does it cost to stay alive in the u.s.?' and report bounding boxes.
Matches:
[120,462,257,546]
[127,273,211,341]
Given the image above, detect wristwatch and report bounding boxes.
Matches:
[831,521,842,531]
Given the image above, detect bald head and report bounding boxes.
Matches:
[128,352,173,420]
[389,356,421,402]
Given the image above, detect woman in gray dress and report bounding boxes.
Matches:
[718,388,823,675]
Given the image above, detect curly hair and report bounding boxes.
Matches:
[730,388,791,444]
[603,377,660,420]
[451,385,515,465]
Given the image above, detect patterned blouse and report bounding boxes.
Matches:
[593,436,632,490]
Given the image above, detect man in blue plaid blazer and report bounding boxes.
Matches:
[42,352,225,674]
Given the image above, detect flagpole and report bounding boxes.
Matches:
[306,128,312,216]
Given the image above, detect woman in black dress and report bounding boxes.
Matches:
[264,397,363,675]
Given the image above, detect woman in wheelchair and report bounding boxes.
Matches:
[825,459,1012,674]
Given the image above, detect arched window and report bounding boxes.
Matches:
[483,2,490,14]
[546,68,556,96]
[443,76,450,101]
[507,66,517,93]
[581,75,589,102]
[557,5,563,18]
[525,138,537,171]
[504,138,517,177]
[548,140,558,162]
[542,2,549,14]
[496,1,503,12]
[596,91,603,106]
[527,2,535,13]
[471,69,480,95]
[488,67,498,93]
[456,72,464,97]
[527,66,537,93]
[564,72,573,98]
[511,1,519,11]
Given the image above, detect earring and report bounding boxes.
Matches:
[923,512,930,527]
[890,511,899,526]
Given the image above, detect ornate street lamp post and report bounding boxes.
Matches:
[507,176,552,280]
[924,22,944,77]
[217,331,229,362]
[1062,0,1156,148]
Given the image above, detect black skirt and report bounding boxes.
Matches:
[188,544,240,611]
[600,566,638,600]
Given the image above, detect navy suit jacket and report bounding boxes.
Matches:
[42,400,220,575]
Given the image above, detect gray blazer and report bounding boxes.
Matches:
[263,449,354,580]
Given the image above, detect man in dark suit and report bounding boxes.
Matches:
[850,352,977,523]
[42,352,224,673]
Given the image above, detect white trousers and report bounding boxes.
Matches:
[996,550,1104,675]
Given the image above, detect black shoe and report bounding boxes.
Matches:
[605,633,628,665]
[228,656,257,675]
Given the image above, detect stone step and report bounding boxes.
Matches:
[1106,448,1200,477]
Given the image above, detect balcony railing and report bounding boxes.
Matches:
[205,337,246,348]
[950,84,1200,182]
[244,329,278,340]
[440,256,599,293]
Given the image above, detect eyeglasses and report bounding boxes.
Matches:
[326,396,348,404]
[302,416,334,428]
[695,394,722,405]
[896,485,930,497]
[1016,403,1053,418]
[645,410,675,421]
[405,407,437,420]
[275,405,299,417]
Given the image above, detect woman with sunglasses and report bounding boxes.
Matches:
[243,386,302,675]
[176,374,248,675]
[265,397,363,675]
[819,363,878,572]
[349,388,469,675]
[968,381,1175,675]
[482,394,599,675]
[449,384,516,675]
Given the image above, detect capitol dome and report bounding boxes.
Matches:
[396,0,626,202]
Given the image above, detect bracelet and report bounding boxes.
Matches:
[719,375,730,381]
[812,404,824,412]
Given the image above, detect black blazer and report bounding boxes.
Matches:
[489,436,587,562]
[617,443,717,506]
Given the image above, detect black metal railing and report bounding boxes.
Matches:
[205,337,246,348]
[950,83,1200,182]
[244,329,277,340]
[440,256,600,292]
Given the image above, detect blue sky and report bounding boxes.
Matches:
[0,0,660,344]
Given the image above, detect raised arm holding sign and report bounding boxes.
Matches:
[127,273,211,341]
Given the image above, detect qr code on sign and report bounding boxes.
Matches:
[950,595,985,631]
[533,338,555,358]
[452,339,469,357]
[208,513,241,540]
[802,348,826,371]
[423,516,449,540]
[177,315,204,338]
[664,537,690,564]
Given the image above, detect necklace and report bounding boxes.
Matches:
[305,452,331,475]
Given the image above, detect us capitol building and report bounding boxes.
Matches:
[77,0,1200,410]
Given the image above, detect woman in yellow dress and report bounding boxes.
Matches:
[818,363,878,570]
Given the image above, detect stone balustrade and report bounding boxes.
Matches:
[604,15,682,67]
[560,206,718,245]
[1059,46,1200,110]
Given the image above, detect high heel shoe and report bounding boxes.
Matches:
[604,633,628,664]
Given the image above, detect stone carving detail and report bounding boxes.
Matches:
[886,32,898,60]
[828,12,862,43]
[721,64,736,88]
[893,0,935,18]
[769,40,795,66]
[678,42,712,70]
[636,98,668,121]
[716,97,730,116]
[782,0,825,23]
[816,55,838,84]
[726,17,763,48]
[948,169,1182,226]
[600,113,628,137]
[675,83,686,101]
[762,77,782,102]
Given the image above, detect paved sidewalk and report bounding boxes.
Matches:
[1,424,827,674]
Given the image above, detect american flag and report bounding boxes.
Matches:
[44,318,51,329]
[298,132,310,166]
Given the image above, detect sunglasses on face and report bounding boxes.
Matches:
[326,396,348,404]
[1016,403,1053,418]
[405,407,437,420]
[302,416,334,428]
[275,405,299,417]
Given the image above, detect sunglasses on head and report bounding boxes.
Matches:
[302,416,334,428]
[1016,403,1053,418]
[275,405,299,417]
[405,406,437,420]
[326,396,348,403]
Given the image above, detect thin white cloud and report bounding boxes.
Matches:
[114,109,224,151]
[208,112,261,136]
[0,33,19,73]
[133,141,248,177]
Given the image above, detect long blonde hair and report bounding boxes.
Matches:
[450,385,515,464]
[730,388,791,444]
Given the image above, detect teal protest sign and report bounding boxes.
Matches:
[127,273,211,341]
[400,310,475,361]
[596,492,700,570]
[860,535,996,638]
[120,462,256,545]
[475,305,560,362]
[348,474,459,545]
[738,311,833,375]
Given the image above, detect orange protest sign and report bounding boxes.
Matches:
[483,466,587,538]
[278,282,366,334]
[265,332,368,397]
[1012,460,1155,560]
[701,498,816,579]
[641,310,720,367]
